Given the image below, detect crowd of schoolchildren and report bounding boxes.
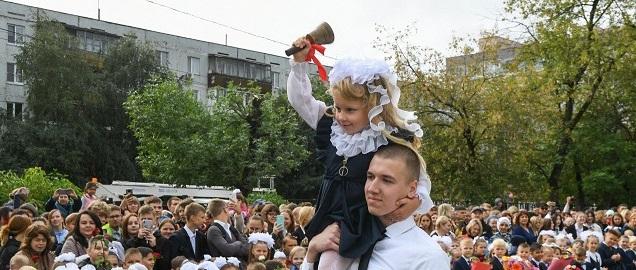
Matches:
[425,198,636,270]
[1,183,635,270]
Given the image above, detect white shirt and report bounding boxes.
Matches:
[214,220,233,241]
[301,218,450,270]
[184,225,197,253]
[286,60,326,130]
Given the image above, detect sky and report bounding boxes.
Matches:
[9,0,513,65]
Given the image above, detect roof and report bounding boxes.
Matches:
[95,181,233,203]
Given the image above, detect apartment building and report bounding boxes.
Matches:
[0,0,325,118]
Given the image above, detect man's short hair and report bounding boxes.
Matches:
[143,196,162,206]
[109,205,121,213]
[605,229,621,238]
[138,205,154,216]
[207,199,226,218]
[184,203,205,220]
[374,144,421,180]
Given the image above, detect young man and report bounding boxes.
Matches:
[103,205,123,241]
[302,144,449,270]
[143,196,164,218]
[205,199,248,260]
[167,197,181,214]
[159,203,209,270]
[44,188,82,218]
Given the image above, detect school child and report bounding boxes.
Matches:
[287,36,430,269]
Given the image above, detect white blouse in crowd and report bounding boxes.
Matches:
[585,250,602,265]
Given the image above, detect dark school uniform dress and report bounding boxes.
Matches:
[304,115,385,258]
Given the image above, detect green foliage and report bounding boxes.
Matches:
[0,167,80,211]
[125,78,217,185]
[246,191,288,206]
[126,80,310,190]
[1,18,167,184]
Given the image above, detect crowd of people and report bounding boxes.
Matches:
[0,183,635,270]
[1,37,635,270]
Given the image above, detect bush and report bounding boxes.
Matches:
[0,167,80,212]
[246,191,288,206]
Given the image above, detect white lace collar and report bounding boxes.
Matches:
[330,122,388,158]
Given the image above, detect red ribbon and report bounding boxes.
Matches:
[305,44,328,81]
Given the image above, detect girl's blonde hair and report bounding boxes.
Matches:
[288,246,306,259]
[437,204,454,218]
[329,77,421,148]
[296,206,315,227]
[585,234,600,248]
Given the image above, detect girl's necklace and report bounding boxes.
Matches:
[338,157,349,176]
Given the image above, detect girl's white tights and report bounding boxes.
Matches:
[317,250,355,270]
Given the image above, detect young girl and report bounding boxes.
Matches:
[288,246,306,270]
[580,231,602,270]
[76,236,111,270]
[287,37,431,269]
[473,238,488,262]
[247,233,274,264]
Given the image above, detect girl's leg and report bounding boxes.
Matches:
[317,250,354,270]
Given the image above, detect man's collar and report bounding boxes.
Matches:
[184,224,197,237]
[384,217,416,239]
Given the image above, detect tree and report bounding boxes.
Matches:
[125,78,217,186]
[506,0,636,200]
[374,27,550,203]
[126,79,310,192]
[1,18,167,184]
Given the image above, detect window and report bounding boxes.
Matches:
[6,63,23,83]
[5,102,23,118]
[192,89,199,101]
[76,30,112,54]
[7,24,25,44]
[272,72,280,89]
[155,50,169,67]
[188,56,200,75]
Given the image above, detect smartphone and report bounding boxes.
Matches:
[276,214,285,232]
[229,192,237,202]
[125,189,133,195]
[142,219,154,231]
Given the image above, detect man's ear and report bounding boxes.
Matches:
[408,180,418,198]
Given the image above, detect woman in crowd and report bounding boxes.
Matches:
[13,224,55,270]
[260,204,279,234]
[604,213,625,234]
[431,215,456,239]
[61,210,102,256]
[0,215,32,270]
[416,213,434,234]
[623,212,636,233]
[511,210,536,244]
[529,215,544,237]
[121,213,140,245]
[47,209,67,253]
[464,218,483,240]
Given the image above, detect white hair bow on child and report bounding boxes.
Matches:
[248,232,275,249]
[53,253,79,270]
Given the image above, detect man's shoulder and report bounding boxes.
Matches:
[405,228,448,259]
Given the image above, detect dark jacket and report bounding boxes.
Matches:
[0,238,21,270]
[158,227,209,270]
[452,257,471,270]
[598,242,625,270]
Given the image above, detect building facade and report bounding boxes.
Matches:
[0,0,325,118]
